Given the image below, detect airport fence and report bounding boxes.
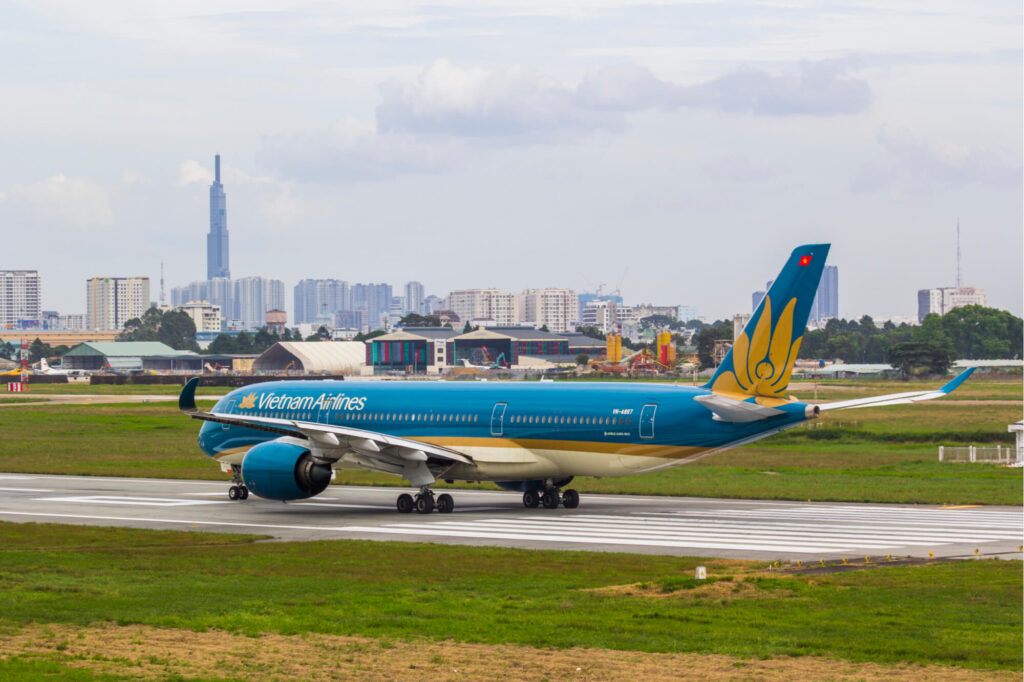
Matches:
[938,445,1021,465]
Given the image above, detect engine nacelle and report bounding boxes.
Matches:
[241,439,332,501]
[494,477,574,492]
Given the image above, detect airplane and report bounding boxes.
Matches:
[37,358,72,375]
[179,244,975,513]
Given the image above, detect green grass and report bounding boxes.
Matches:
[0,397,48,404]
[0,396,1020,504]
[0,522,1018,671]
[15,383,227,396]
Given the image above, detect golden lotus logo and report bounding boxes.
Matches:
[238,393,257,410]
[712,295,801,400]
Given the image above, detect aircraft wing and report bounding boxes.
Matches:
[178,378,473,467]
[816,368,975,412]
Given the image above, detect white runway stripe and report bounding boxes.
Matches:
[360,509,1023,554]
[483,517,1015,542]
[342,525,867,553]
[389,521,915,549]
[562,515,1020,539]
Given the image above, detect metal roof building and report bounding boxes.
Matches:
[253,342,366,375]
[62,342,198,371]
[366,327,459,370]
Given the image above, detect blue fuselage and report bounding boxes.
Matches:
[199,381,811,479]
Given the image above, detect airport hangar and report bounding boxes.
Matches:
[366,326,607,372]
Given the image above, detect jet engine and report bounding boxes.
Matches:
[241,439,332,501]
[494,477,573,492]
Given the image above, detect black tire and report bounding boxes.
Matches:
[523,490,540,508]
[396,493,414,513]
[541,489,559,509]
[437,493,454,513]
[415,494,435,514]
[562,489,580,509]
[239,486,249,500]
[228,485,240,501]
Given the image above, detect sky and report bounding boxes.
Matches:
[1,0,1020,323]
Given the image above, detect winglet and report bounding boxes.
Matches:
[939,367,975,394]
[179,377,200,413]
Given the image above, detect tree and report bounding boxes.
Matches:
[0,341,15,361]
[575,353,590,366]
[463,322,474,334]
[575,326,605,341]
[639,314,677,331]
[156,311,199,351]
[696,321,733,370]
[234,332,253,354]
[354,329,387,342]
[400,313,442,327]
[539,324,549,332]
[887,340,952,378]
[28,338,53,363]
[207,334,237,354]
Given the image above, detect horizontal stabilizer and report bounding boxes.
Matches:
[817,368,975,412]
[695,393,785,422]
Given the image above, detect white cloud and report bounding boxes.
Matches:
[8,173,113,228]
[177,160,213,186]
[853,127,1022,193]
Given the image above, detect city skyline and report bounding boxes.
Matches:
[0,3,1019,322]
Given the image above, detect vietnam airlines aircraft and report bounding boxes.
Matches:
[180,244,974,513]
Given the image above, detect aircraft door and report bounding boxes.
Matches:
[490,402,507,437]
[639,403,657,440]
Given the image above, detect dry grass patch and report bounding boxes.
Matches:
[0,621,1015,681]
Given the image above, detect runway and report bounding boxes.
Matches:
[0,474,1020,561]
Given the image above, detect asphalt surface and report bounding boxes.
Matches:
[1,474,1020,561]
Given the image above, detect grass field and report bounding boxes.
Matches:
[0,383,1020,503]
[0,522,1019,678]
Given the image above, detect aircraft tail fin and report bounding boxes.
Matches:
[705,243,830,399]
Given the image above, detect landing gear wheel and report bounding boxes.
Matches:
[541,489,560,509]
[561,489,580,509]
[396,493,414,514]
[522,490,540,508]
[415,494,435,514]
[228,485,241,501]
[239,486,249,500]
[436,493,454,514]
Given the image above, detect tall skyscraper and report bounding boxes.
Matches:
[0,270,41,327]
[811,265,839,324]
[206,154,230,279]
[352,283,392,331]
[234,276,285,330]
[404,281,425,315]
[294,279,350,325]
[86,276,150,330]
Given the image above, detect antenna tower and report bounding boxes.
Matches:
[955,218,962,289]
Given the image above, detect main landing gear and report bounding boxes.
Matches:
[397,488,454,514]
[226,468,249,501]
[523,485,579,510]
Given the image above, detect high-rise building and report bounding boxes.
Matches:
[424,295,443,315]
[678,305,699,324]
[0,270,41,327]
[522,288,579,333]
[352,283,392,331]
[234,276,285,329]
[448,289,522,326]
[811,265,839,324]
[206,154,230,279]
[404,281,425,315]
[577,292,623,320]
[86,276,150,330]
[917,287,987,322]
[294,279,350,325]
[172,278,233,321]
[177,300,222,333]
